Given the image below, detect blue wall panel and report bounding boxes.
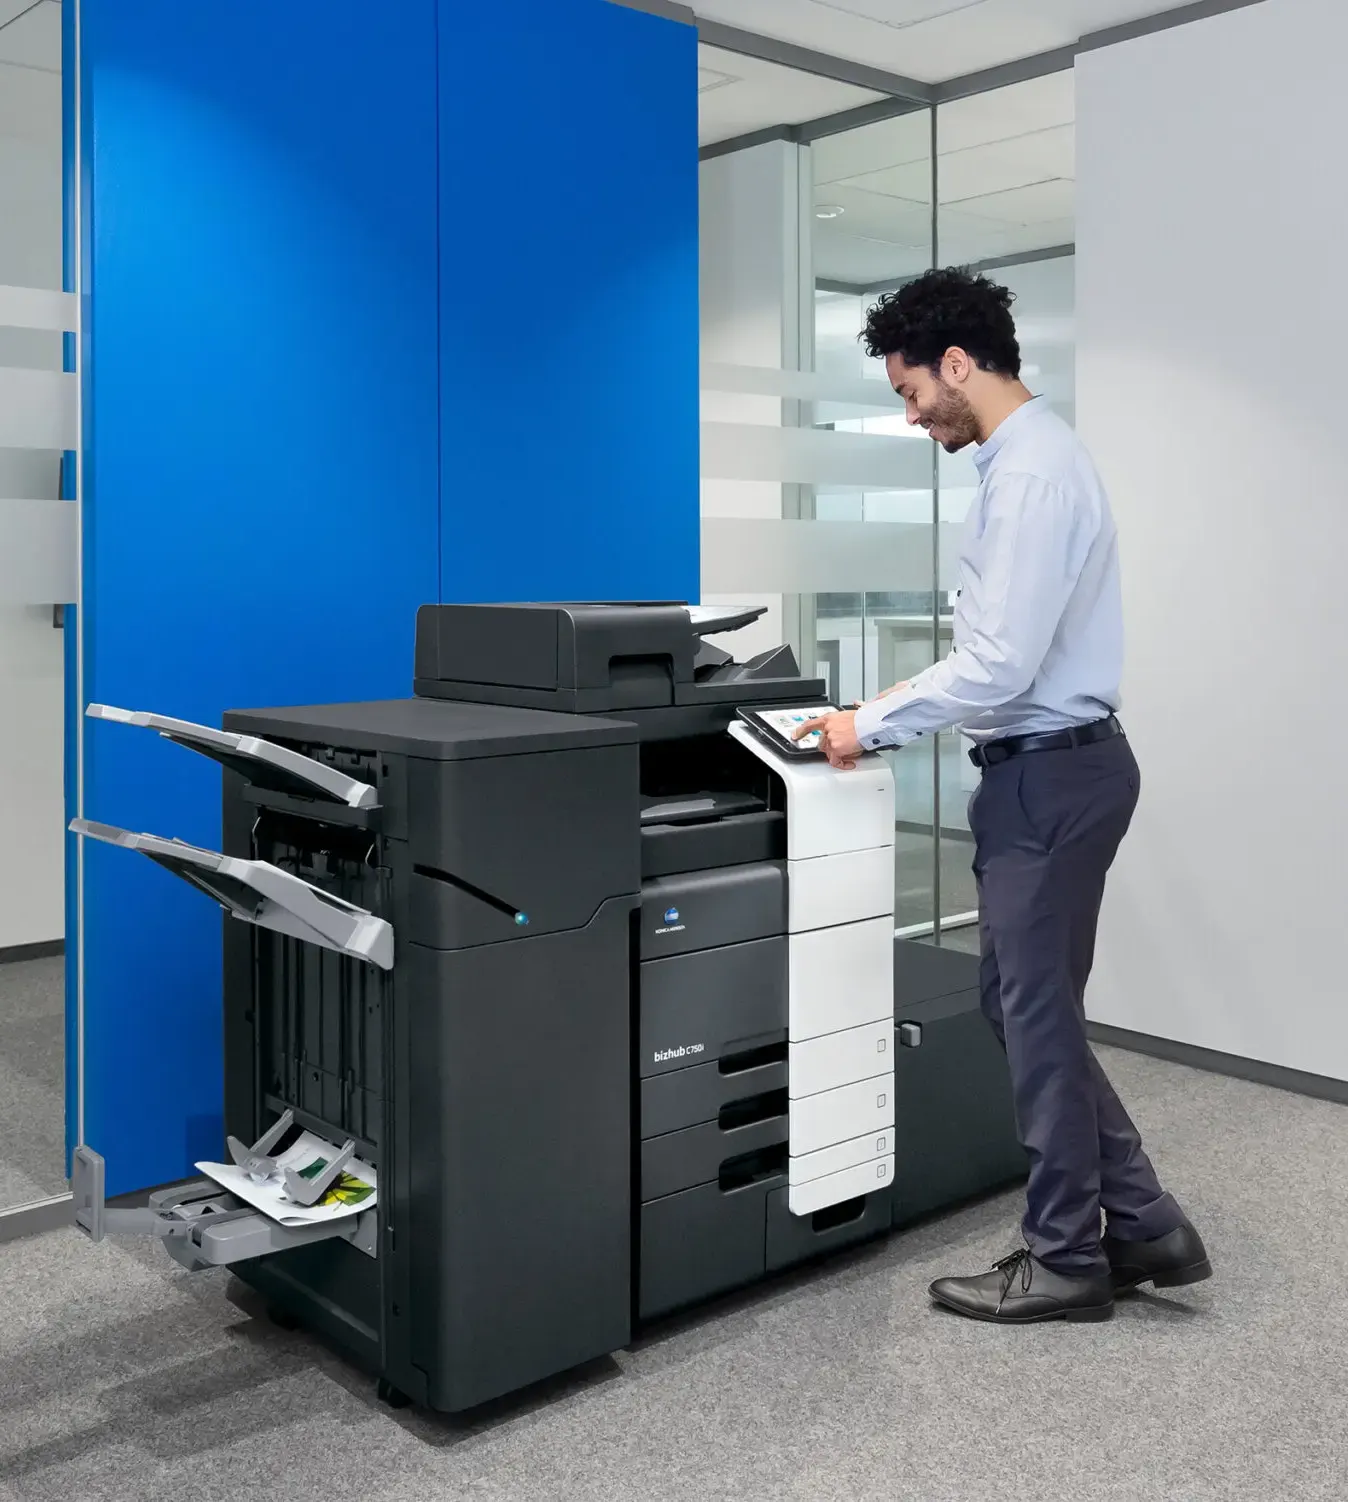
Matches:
[76,0,441,1194]
[438,2,700,604]
[73,0,702,1195]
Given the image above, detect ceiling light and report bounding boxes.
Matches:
[698,67,738,94]
[816,204,846,220]
[809,0,991,29]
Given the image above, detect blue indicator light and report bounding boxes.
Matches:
[515,913,529,926]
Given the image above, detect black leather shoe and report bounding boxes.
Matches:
[929,1248,1114,1324]
[1104,1221,1212,1293]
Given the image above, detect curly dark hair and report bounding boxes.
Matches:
[861,267,1021,378]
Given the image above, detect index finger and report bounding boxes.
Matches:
[793,716,827,739]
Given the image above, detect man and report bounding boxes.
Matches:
[795,268,1210,1324]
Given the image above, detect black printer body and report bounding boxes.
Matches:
[190,603,1025,1412]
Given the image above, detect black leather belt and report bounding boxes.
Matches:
[968,715,1123,769]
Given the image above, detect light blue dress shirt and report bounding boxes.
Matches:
[853,397,1123,750]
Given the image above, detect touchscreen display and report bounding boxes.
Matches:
[752,706,838,751]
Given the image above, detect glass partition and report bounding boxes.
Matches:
[698,91,939,932]
[933,71,1076,934]
[698,54,1077,945]
[809,111,939,930]
[0,0,75,1223]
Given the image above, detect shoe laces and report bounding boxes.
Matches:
[991,1247,1034,1310]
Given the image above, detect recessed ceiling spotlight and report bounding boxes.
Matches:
[815,204,846,220]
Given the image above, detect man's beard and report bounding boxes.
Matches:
[926,381,980,452]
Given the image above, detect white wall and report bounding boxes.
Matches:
[0,61,66,949]
[1077,0,1348,1079]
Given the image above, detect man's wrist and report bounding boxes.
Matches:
[853,699,892,751]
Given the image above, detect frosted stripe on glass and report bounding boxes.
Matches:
[701,362,903,412]
[0,285,78,335]
[0,369,78,449]
[701,421,927,488]
[0,499,77,605]
[703,518,965,593]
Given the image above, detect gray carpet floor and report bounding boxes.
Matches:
[1,1044,1345,1501]
[0,957,66,1207]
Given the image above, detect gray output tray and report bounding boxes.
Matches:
[71,1146,375,1272]
[70,818,394,969]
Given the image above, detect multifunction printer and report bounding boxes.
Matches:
[72,602,1025,1413]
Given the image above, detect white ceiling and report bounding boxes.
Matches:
[694,0,1198,83]
[812,69,1075,283]
[6,0,1073,287]
[0,0,59,73]
[0,2,60,148]
[0,4,61,299]
[699,43,883,144]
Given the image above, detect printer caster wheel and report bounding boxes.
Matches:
[377,1378,411,1410]
[266,1306,302,1333]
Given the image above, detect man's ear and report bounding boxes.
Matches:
[943,346,973,384]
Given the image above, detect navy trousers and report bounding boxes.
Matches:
[969,732,1184,1275]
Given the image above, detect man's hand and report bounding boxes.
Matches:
[795,710,865,770]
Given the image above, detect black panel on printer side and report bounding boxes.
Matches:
[403,744,638,945]
[891,939,1028,1226]
[405,904,634,1412]
[219,695,641,1413]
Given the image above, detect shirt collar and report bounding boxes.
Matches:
[971,395,1043,477]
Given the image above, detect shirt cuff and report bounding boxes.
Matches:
[854,694,920,751]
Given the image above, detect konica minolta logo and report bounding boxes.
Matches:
[655,905,686,937]
[654,1043,705,1064]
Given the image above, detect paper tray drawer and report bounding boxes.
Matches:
[641,1051,788,1139]
[788,917,894,1043]
[789,1156,894,1216]
[640,937,787,1077]
[790,1129,892,1188]
[639,1175,783,1320]
[641,1111,789,1202]
[789,1020,892,1099]
[790,1072,893,1157]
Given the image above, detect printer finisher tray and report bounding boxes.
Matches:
[71,819,394,969]
[87,702,380,809]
